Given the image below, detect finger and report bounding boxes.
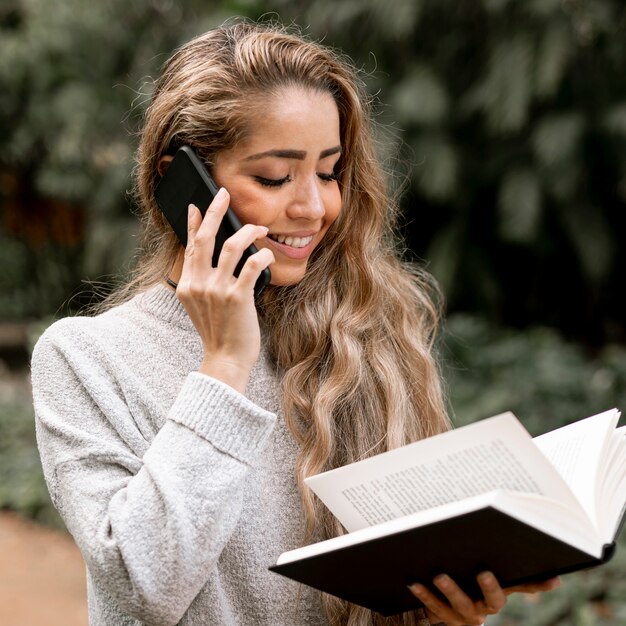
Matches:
[181,190,230,290]
[192,187,231,254]
[409,583,452,622]
[476,571,507,615]
[505,576,561,595]
[409,577,485,626]
[178,204,204,293]
[185,203,203,256]
[236,247,275,292]
[215,224,270,278]
[432,575,483,623]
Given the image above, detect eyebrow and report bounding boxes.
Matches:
[244,145,342,161]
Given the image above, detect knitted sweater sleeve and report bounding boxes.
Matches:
[31,319,277,626]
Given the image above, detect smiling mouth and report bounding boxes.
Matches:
[268,234,315,248]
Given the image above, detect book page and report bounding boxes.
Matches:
[533,409,621,537]
[306,413,586,532]
[600,425,626,540]
[276,489,603,566]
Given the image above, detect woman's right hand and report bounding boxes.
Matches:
[175,187,274,394]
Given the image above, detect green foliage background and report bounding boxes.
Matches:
[1,0,625,340]
[1,0,626,624]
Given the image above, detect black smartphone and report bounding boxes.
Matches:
[154,145,271,298]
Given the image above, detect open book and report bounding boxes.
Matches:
[270,409,626,616]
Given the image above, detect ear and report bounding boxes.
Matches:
[157,155,174,177]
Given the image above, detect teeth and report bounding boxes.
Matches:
[269,234,314,248]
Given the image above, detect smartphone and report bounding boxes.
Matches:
[154,145,271,297]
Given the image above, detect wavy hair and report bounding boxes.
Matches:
[116,20,450,626]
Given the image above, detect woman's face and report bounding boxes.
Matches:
[212,87,343,286]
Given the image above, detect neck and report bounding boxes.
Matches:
[165,253,185,291]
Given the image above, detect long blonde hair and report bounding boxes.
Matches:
[119,20,449,625]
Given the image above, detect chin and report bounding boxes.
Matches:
[269,276,305,287]
[268,266,306,287]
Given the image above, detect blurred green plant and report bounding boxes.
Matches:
[0,0,257,318]
[0,359,62,528]
[1,0,625,339]
[261,0,626,343]
[0,400,62,528]
[443,314,626,433]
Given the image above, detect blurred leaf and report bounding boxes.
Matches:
[481,0,512,13]
[603,102,626,136]
[369,0,423,39]
[424,220,464,295]
[558,204,615,283]
[527,0,563,17]
[544,161,583,201]
[296,0,421,40]
[413,134,458,200]
[299,0,369,32]
[497,168,543,243]
[84,216,138,278]
[391,64,449,126]
[534,20,572,98]
[464,35,534,134]
[532,113,585,167]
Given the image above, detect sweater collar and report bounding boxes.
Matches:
[136,283,272,347]
[136,283,195,330]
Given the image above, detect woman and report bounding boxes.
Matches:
[31,21,559,626]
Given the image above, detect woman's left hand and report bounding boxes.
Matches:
[408,572,560,625]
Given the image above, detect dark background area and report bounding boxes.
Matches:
[1,0,625,346]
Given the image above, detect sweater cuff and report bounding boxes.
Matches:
[168,371,277,465]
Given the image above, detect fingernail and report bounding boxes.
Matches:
[215,187,227,201]
[408,583,424,596]
[188,203,196,217]
[478,571,495,586]
[259,226,269,234]
[434,575,449,589]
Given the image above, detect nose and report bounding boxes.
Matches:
[286,177,325,220]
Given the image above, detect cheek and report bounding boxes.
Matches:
[324,187,342,227]
[226,188,273,226]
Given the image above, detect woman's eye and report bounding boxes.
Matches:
[254,175,291,187]
[318,172,339,182]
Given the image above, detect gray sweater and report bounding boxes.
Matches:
[31,284,328,626]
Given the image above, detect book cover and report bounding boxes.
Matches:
[270,503,617,616]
